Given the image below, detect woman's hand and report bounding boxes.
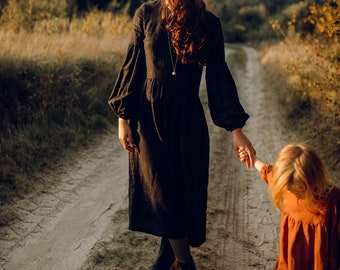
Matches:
[118,118,135,152]
[238,151,266,172]
[232,128,256,168]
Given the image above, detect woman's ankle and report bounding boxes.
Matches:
[168,237,191,263]
[177,254,194,264]
[150,238,175,270]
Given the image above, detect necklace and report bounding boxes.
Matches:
[166,11,178,76]
[167,31,178,76]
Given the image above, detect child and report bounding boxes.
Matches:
[240,143,340,269]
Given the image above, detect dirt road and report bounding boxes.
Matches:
[0,131,129,270]
[0,45,298,270]
[197,45,293,270]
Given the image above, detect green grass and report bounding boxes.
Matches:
[0,7,131,206]
[85,208,159,270]
[0,57,120,203]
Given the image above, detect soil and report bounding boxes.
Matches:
[0,44,301,270]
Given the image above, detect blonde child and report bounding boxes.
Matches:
[240,143,340,269]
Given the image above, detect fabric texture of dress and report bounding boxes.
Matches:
[108,0,249,247]
[260,164,340,270]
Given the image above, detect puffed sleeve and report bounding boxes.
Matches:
[260,164,273,185]
[108,5,146,120]
[205,15,249,131]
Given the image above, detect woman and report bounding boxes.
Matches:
[108,0,255,269]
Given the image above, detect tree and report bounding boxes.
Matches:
[0,0,8,16]
[67,0,111,16]
[109,0,147,17]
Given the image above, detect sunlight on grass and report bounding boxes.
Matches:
[0,11,130,63]
[261,40,339,118]
[0,9,131,206]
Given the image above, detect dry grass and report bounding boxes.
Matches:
[0,1,131,62]
[261,40,339,118]
[0,10,131,207]
[0,30,129,65]
[260,38,340,182]
[82,208,159,270]
[0,11,130,63]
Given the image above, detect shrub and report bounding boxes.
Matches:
[0,51,123,204]
[0,0,68,32]
[0,4,131,204]
[305,0,340,40]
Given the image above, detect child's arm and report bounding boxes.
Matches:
[254,157,266,172]
[238,150,266,172]
[254,156,272,185]
[239,150,272,185]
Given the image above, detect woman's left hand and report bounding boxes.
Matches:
[231,128,256,168]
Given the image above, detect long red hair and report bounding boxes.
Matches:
[161,0,209,65]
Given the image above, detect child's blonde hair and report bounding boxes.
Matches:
[270,143,334,213]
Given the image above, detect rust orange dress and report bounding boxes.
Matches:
[260,164,340,270]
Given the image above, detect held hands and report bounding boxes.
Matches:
[232,128,256,168]
[118,118,135,152]
[118,121,256,166]
[238,149,249,163]
[239,151,266,172]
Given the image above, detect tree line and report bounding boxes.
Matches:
[0,0,329,18]
[0,0,337,41]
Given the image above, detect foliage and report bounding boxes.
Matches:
[0,0,131,35]
[0,0,68,32]
[261,0,340,177]
[305,0,340,40]
[268,0,339,118]
[0,56,121,203]
[0,4,130,203]
[221,3,268,42]
[108,0,148,17]
[67,0,112,13]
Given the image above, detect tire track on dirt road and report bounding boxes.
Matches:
[194,45,298,270]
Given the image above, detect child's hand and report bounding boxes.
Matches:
[239,150,266,172]
[232,128,255,168]
[238,149,249,163]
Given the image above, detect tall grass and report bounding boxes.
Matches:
[261,0,340,180]
[0,8,131,206]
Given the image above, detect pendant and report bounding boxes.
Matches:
[172,71,176,76]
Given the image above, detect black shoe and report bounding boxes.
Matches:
[150,238,175,270]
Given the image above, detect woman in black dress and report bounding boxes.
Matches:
[108,0,256,269]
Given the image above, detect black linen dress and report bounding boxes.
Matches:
[108,0,249,247]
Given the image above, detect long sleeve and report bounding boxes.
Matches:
[108,5,146,120]
[205,15,249,131]
[259,164,273,185]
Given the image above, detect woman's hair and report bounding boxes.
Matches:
[161,0,209,65]
[270,143,334,213]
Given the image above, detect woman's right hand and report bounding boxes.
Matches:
[118,118,135,152]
